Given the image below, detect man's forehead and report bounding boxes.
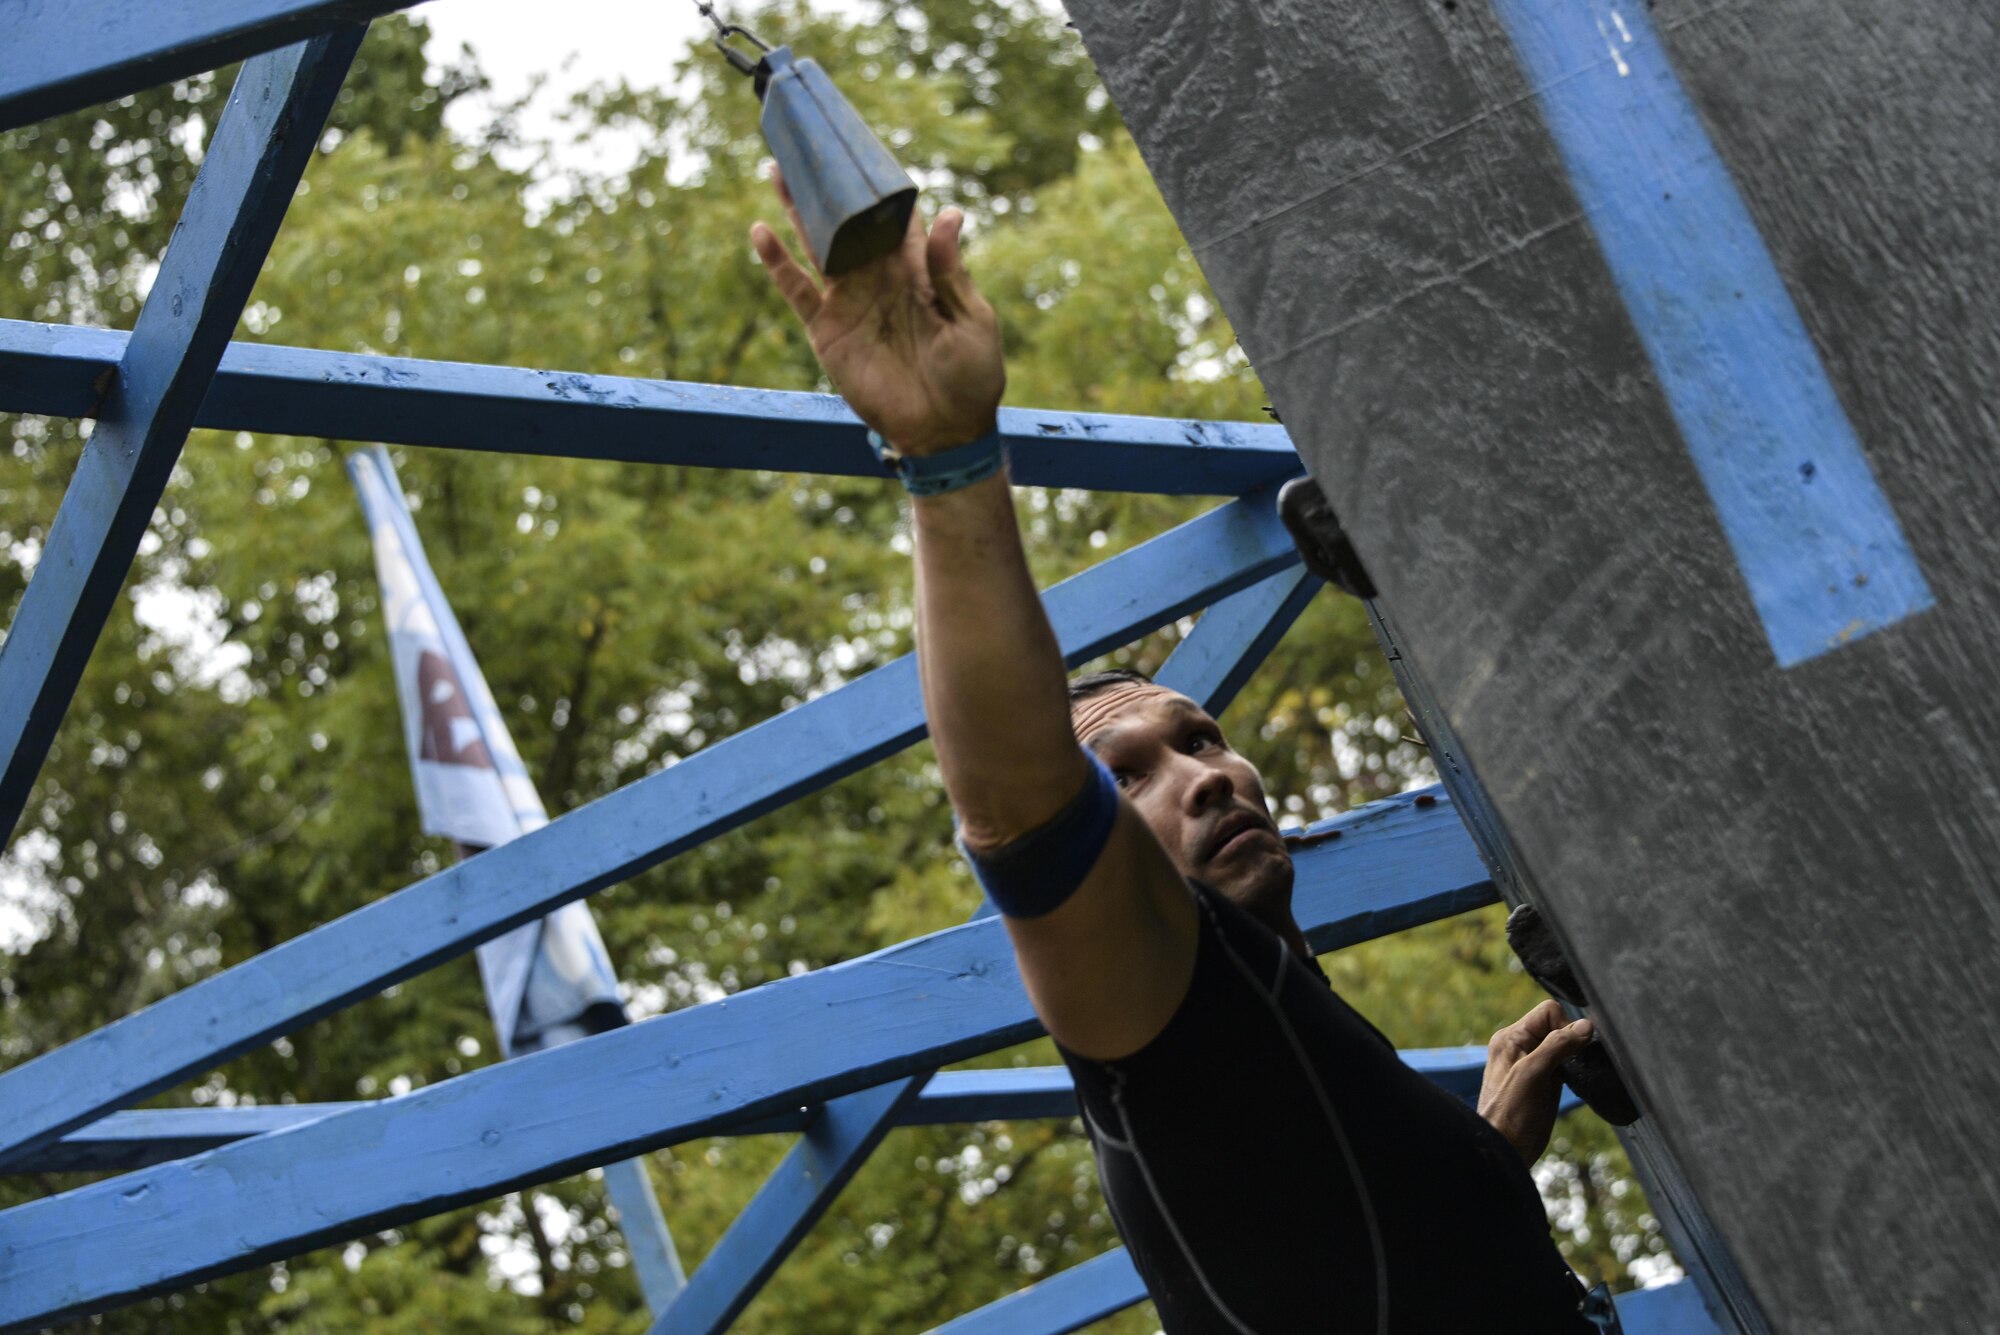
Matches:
[1070,681,1204,744]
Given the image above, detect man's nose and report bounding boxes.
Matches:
[1182,760,1234,815]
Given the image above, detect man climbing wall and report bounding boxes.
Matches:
[747,172,1606,1332]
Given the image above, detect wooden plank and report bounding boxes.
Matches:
[602,1156,687,1311]
[1153,565,1320,716]
[0,320,1301,498]
[0,0,410,130]
[0,492,1298,1172]
[19,1046,1545,1175]
[643,1080,925,1335]
[926,1260,1717,1335]
[22,1103,350,1173]
[1619,1281,1727,1335]
[0,32,361,851]
[926,1248,1144,1335]
[0,786,1493,1330]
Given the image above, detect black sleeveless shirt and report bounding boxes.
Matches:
[1057,883,1593,1333]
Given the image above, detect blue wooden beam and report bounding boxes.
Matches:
[646,1079,918,1335]
[1153,564,1320,716]
[644,563,1319,1335]
[21,1103,351,1173]
[602,1156,688,1311]
[1619,1280,1727,1335]
[0,788,1494,1330]
[0,34,361,853]
[0,492,1298,1172]
[0,0,412,131]
[0,321,1301,497]
[2,1070,1096,1174]
[908,1066,1084,1126]
[926,1247,1143,1335]
[7,1070,1115,1174]
[923,1258,1711,1335]
[17,1048,1558,1175]
[646,1080,926,1335]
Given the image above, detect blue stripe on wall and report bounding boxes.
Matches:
[1490,0,1933,668]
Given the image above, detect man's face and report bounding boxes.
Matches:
[1071,682,1294,915]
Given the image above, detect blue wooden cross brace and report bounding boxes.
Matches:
[19,1046,1528,1176]
[0,787,1496,1331]
[0,320,1301,496]
[0,0,413,131]
[0,490,1299,1172]
[926,1248,1143,1335]
[921,1250,1721,1335]
[0,32,363,851]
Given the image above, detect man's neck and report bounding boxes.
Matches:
[1238,894,1313,962]
[1272,914,1314,962]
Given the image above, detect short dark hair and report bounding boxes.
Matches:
[1068,667,1152,705]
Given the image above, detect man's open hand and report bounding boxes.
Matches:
[752,171,1005,456]
[1476,999,1595,1164]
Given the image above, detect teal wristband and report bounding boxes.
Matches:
[867,428,1006,496]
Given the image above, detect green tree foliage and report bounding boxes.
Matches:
[0,6,1673,1331]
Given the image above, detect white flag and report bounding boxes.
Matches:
[348,446,623,1056]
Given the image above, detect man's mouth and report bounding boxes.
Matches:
[1205,810,1270,863]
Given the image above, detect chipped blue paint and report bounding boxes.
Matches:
[0,491,1300,1173]
[0,788,1495,1329]
[0,0,412,131]
[1491,0,1933,667]
[0,320,1300,497]
[26,1048,1554,1176]
[0,33,362,852]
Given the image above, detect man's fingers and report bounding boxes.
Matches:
[767,166,826,283]
[1487,998,1568,1063]
[1515,1017,1596,1083]
[926,208,977,320]
[751,221,823,324]
[1518,998,1570,1042]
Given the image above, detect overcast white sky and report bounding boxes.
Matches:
[412,0,869,176]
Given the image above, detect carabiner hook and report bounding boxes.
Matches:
[692,2,770,78]
[713,23,772,80]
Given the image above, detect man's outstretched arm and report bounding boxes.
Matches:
[751,182,1198,1059]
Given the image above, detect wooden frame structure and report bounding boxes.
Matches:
[0,9,1721,1332]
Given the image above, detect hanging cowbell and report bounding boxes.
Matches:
[725,32,917,276]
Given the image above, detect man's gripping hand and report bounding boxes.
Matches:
[1476,999,1595,1164]
[751,171,1004,456]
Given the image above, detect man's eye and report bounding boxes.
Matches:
[1112,770,1133,789]
[1187,733,1214,753]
